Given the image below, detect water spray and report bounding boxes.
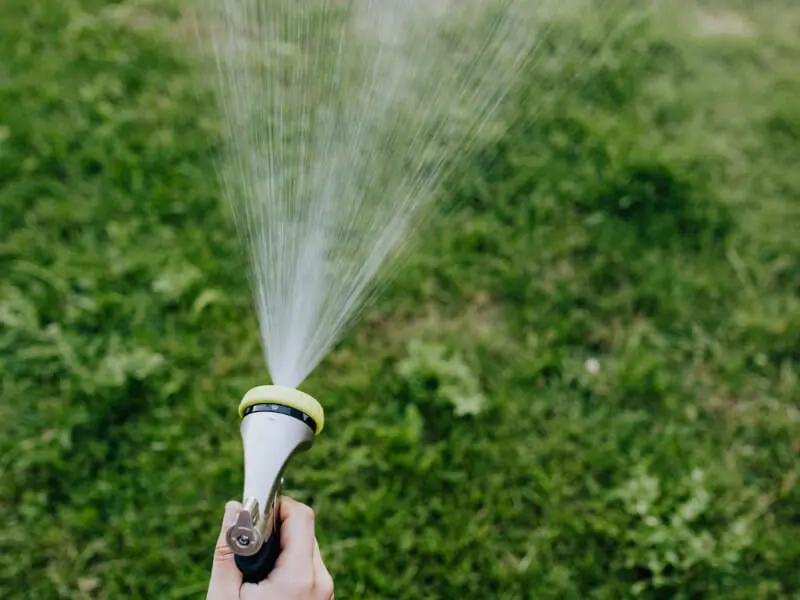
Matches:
[225,385,324,582]
[192,0,547,583]
[190,0,545,581]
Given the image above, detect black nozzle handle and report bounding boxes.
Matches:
[234,523,282,584]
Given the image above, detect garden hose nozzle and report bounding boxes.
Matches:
[226,385,324,583]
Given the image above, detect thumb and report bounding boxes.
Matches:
[206,501,243,600]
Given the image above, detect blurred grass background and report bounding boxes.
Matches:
[1,0,799,598]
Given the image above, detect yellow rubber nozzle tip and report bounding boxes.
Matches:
[239,385,324,435]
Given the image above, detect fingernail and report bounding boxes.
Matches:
[224,500,242,525]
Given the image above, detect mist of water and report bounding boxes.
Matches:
[198,0,580,387]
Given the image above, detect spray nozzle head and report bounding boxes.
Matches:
[226,385,323,560]
[238,385,325,435]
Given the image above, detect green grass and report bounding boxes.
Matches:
[1,0,799,598]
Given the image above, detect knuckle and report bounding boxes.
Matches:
[298,503,315,522]
[286,575,315,595]
[318,575,335,599]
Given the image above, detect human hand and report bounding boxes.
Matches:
[206,497,334,600]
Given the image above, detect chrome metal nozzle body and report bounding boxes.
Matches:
[226,407,316,558]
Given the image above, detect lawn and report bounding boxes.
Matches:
[1,0,798,598]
